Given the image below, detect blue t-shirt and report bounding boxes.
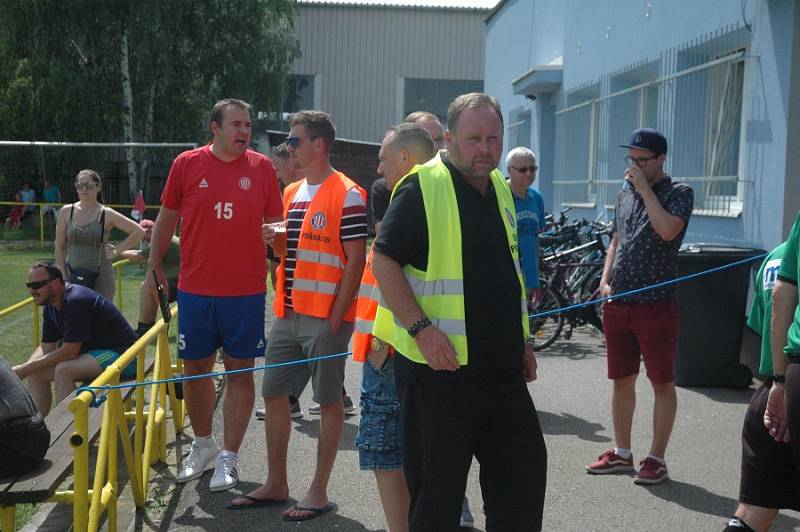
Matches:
[42,284,137,355]
[512,185,545,289]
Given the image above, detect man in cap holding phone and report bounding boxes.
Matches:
[586,128,693,485]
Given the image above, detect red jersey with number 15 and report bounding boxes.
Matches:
[161,144,283,296]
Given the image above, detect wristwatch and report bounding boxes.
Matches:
[771,374,786,384]
[408,316,432,338]
[370,336,388,353]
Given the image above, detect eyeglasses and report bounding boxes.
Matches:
[510,165,538,173]
[75,181,98,190]
[624,155,658,167]
[26,278,52,290]
[286,135,320,149]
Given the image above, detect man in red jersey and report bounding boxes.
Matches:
[146,99,283,492]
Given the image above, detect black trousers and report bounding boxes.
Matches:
[398,371,547,532]
[787,360,800,477]
[0,418,50,478]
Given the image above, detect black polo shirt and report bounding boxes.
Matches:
[373,155,525,384]
[611,176,694,302]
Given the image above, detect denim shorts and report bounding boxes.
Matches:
[356,356,403,471]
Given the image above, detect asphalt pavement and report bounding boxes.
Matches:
[24,327,800,531]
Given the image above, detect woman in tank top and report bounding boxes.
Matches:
[55,169,145,301]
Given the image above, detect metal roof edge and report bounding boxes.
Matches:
[484,0,509,23]
[299,1,492,13]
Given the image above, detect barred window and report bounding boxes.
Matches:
[553,32,747,217]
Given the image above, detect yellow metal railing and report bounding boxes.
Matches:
[0,305,184,532]
[69,306,183,532]
[0,201,156,250]
[0,260,131,350]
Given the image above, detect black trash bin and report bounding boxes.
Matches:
[674,243,766,388]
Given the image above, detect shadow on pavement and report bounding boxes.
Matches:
[645,480,800,528]
[293,417,360,451]
[537,410,612,443]
[681,386,755,405]
[643,480,737,518]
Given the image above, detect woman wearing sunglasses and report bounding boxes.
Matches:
[54,169,145,301]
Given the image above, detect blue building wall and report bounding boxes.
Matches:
[485,0,799,250]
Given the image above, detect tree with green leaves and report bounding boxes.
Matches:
[0,0,300,197]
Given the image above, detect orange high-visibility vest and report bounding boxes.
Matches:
[352,246,379,362]
[273,171,367,321]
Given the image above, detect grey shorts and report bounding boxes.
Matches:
[261,310,352,405]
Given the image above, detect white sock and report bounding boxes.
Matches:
[614,447,632,460]
[220,449,238,460]
[646,454,665,464]
[194,434,215,447]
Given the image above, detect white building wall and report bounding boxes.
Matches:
[294,4,487,142]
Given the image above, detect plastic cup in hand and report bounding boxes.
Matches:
[267,221,288,256]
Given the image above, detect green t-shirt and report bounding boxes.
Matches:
[779,211,800,354]
[747,243,785,375]
[141,236,180,282]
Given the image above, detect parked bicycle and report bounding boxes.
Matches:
[530,216,613,350]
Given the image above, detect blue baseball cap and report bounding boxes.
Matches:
[619,128,667,155]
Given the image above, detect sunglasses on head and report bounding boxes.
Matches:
[26,278,52,290]
[286,135,320,148]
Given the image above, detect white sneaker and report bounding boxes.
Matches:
[209,452,239,492]
[459,497,475,528]
[176,439,219,483]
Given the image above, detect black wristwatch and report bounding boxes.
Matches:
[408,316,432,338]
[771,374,786,384]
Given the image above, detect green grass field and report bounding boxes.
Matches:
[0,243,149,529]
[0,245,148,366]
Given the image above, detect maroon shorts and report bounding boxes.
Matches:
[602,300,679,383]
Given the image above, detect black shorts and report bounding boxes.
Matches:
[0,417,50,478]
[739,383,800,510]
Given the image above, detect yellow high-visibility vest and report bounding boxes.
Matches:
[373,157,529,365]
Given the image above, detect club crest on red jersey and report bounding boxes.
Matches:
[239,176,252,190]
[311,212,327,229]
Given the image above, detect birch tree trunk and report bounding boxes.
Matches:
[120,28,137,200]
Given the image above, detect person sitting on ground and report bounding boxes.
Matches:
[0,355,50,478]
[118,219,180,337]
[13,261,138,415]
[4,204,24,231]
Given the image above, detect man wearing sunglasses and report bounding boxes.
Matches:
[506,146,545,306]
[587,128,693,485]
[237,110,367,522]
[13,261,137,415]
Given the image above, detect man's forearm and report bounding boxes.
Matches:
[771,279,798,375]
[600,235,618,286]
[329,257,365,328]
[18,344,79,378]
[372,251,425,328]
[147,207,180,269]
[640,189,685,241]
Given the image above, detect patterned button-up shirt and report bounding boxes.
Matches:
[611,177,694,302]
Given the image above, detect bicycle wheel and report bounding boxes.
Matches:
[529,285,566,350]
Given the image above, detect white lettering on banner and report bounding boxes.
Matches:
[763,258,781,291]
[178,333,186,351]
